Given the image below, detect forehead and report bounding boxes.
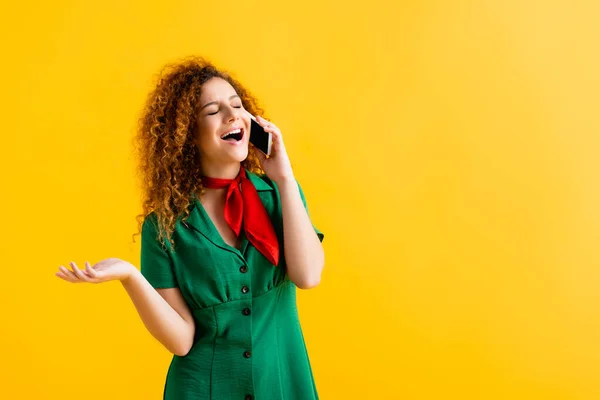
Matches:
[200,78,237,100]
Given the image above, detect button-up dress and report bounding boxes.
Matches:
[140,170,324,400]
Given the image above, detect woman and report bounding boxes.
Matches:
[55,57,325,400]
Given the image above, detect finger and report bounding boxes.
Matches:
[261,123,282,138]
[55,270,71,282]
[69,261,91,282]
[256,150,268,163]
[60,265,78,279]
[269,131,282,143]
[257,116,277,130]
[254,146,266,159]
[58,266,79,283]
[265,132,282,151]
[85,261,99,279]
[56,271,76,283]
[256,115,268,125]
[263,125,280,135]
[258,118,276,129]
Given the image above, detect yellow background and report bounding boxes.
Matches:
[1,0,599,399]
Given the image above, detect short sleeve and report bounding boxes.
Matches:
[140,214,178,289]
[297,181,325,243]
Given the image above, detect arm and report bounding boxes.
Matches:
[134,214,195,356]
[278,178,325,289]
[56,257,196,357]
[121,271,195,356]
[252,115,325,289]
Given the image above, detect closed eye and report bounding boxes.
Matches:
[207,105,242,115]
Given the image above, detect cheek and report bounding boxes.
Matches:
[195,120,217,147]
[242,114,251,127]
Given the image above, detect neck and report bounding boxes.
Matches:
[201,162,242,180]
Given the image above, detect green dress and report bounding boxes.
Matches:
[140,170,324,400]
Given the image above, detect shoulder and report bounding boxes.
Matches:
[141,212,159,234]
[140,211,174,251]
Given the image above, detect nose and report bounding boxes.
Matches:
[224,105,241,122]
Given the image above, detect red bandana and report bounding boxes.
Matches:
[202,168,279,266]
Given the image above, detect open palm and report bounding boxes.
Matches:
[55,258,135,284]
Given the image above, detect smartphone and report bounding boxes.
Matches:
[248,112,272,157]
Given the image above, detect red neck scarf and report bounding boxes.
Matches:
[202,168,279,266]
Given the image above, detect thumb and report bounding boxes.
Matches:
[255,149,267,164]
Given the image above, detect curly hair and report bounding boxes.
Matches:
[133,56,265,249]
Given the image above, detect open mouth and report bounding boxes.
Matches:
[221,128,244,142]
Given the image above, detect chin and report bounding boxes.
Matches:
[229,147,249,163]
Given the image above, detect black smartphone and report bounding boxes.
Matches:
[248,112,272,156]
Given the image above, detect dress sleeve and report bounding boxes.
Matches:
[297,181,325,243]
[140,214,179,288]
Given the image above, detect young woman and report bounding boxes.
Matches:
[55,57,325,400]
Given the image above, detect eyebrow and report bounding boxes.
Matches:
[200,95,240,110]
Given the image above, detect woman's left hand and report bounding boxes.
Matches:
[254,116,294,184]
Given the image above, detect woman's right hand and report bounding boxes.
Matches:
[55,258,137,284]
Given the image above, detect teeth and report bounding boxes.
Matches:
[222,128,241,138]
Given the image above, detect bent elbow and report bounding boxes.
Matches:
[171,329,195,357]
[172,342,193,357]
[295,275,322,290]
[174,349,190,357]
[291,260,324,290]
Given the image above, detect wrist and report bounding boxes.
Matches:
[121,265,140,285]
[273,174,296,187]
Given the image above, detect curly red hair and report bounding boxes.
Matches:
[133,56,265,249]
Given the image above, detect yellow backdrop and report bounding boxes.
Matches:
[2,0,599,399]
